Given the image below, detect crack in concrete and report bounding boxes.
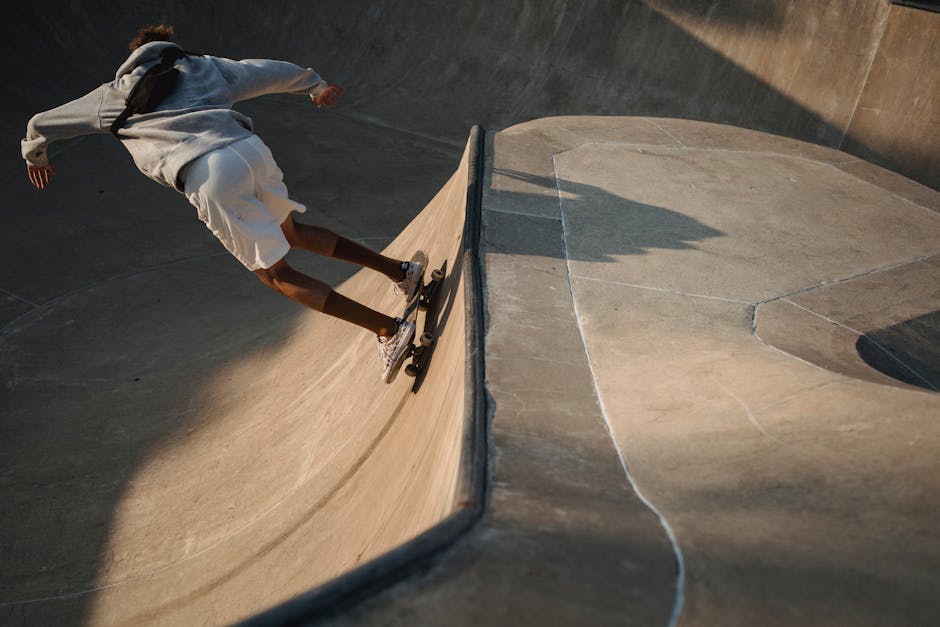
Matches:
[0,287,39,309]
[714,379,788,446]
[552,154,685,627]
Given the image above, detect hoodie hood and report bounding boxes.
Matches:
[115,41,183,79]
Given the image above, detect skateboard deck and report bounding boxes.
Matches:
[404,260,446,380]
[385,251,445,385]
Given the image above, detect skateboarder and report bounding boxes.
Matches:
[21,25,421,382]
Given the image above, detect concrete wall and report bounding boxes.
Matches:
[843,4,940,190]
[4,1,937,190]
[643,1,939,189]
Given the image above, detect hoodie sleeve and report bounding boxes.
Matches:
[211,57,328,103]
[21,86,108,167]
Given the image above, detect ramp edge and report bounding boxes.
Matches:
[238,125,488,626]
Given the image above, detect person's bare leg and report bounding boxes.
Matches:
[254,259,398,337]
[280,214,405,282]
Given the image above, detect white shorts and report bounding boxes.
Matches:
[182,135,306,270]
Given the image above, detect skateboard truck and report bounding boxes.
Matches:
[404,266,445,378]
[404,331,435,378]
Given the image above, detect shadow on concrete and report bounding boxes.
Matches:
[492,168,725,261]
[410,259,450,394]
[856,310,940,392]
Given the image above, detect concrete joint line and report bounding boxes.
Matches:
[488,354,584,369]
[755,250,940,311]
[823,163,939,215]
[483,206,561,221]
[781,298,939,392]
[0,252,229,335]
[750,250,940,353]
[0,287,39,309]
[642,118,688,148]
[550,140,688,159]
[548,140,878,176]
[571,275,751,305]
[552,154,686,627]
[550,140,602,159]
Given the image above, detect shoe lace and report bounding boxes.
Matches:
[377,336,394,366]
[393,262,412,295]
[377,318,403,367]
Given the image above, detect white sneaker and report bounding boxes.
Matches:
[393,258,425,302]
[376,318,416,383]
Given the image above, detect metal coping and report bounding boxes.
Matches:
[239,125,488,626]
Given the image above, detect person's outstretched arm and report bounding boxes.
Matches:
[212,57,343,107]
[22,86,108,190]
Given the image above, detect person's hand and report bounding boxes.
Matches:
[27,164,55,190]
[312,85,345,109]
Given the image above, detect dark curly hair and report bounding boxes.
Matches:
[129,24,175,51]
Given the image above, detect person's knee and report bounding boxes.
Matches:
[279,215,339,255]
[254,259,293,293]
[280,214,300,248]
[253,258,331,311]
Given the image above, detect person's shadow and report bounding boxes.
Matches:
[489,167,725,261]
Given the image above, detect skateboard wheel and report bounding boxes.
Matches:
[420,332,434,347]
[431,269,445,281]
[405,364,419,377]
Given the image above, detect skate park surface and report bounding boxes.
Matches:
[3,3,940,626]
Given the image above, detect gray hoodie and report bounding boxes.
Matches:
[21,41,328,190]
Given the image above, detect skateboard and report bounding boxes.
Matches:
[405,258,446,379]
[386,250,445,383]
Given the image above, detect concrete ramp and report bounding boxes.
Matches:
[2,131,484,626]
